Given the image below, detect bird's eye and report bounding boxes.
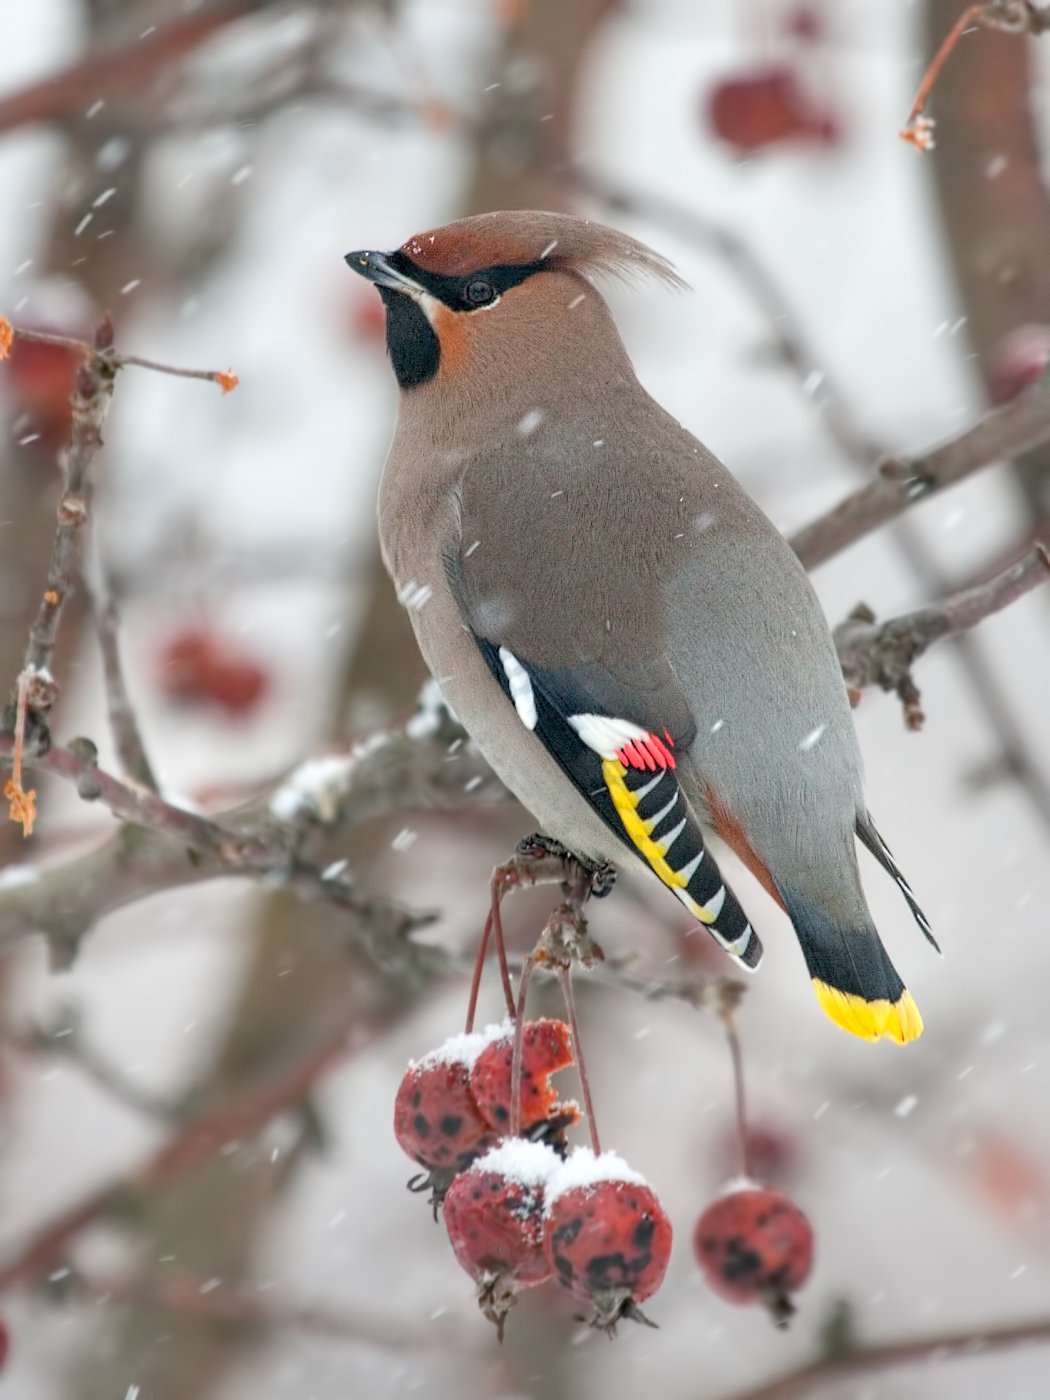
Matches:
[463,278,497,307]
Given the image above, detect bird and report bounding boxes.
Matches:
[345,210,936,1044]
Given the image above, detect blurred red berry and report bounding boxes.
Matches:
[470,1018,579,1138]
[158,628,269,718]
[3,331,85,450]
[0,1315,8,1371]
[346,291,387,347]
[544,1149,673,1332]
[693,1185,814,1326]
[198,652,268,715]
[706,66,840,154]
[443,1139,558,1335]
[717,1120,799,1187]
[988,325,1050,406]
[784,4,824,41]
[394,1035,502,1205]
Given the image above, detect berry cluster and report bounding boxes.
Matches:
[393,1018,671,1334]
[393,856,815,1338]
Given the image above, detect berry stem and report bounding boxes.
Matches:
[464,881,517,1033]
[722,1008,752,1179]
[557,966,601,1156]
[900,4,981,146]
[509,953,536,1137]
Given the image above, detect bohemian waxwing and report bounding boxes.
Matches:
[346,211,935,1044]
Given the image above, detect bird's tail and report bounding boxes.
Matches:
[779,887,923,1044]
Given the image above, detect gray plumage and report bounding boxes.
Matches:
[348,211,931,1042]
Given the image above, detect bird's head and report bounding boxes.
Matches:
[345,210,685,393]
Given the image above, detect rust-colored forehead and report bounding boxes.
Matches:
[398,223,556,276]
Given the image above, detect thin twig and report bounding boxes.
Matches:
[89,575,158,791]
[0,321,239,393]
[900,2,1043,151]
[834,544,1050,727]
[790,374,1050,568]
[716,1313,1050,1400]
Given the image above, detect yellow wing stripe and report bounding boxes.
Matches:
[812,980,923,1044]
[602,757,717,909]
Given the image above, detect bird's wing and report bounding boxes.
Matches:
[444,468,762,968]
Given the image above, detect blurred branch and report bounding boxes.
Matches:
[0,0,272,136]
[89,581,158,791]
[0,702,505,963]
[835,544,1050,727]
[717,1312,1050,1400]
[924,0,1050,528]
[791,374,1050,568]
[70,1267,468,1352]
[567,169,885,469]
[0,1007,355,1292]
[10,1013,179,1123]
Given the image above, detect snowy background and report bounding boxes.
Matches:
[1,1,1049,1397]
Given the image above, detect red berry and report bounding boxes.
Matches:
[158,628,269,717]
[693,1185,814,1326]
[393,1031,503,1205]
[470,1018,579,1139]
[543,1149,673,1332]
[199,653,269,716]
[443,1139,558,1335]
[706,66,839,154]
[988,324,1050,406]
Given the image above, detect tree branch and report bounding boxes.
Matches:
[0,0,271,137]
[791,374,1050,568]
[835,544,1050,726]
[0,700,506,964]
[717,1313,1050,1400]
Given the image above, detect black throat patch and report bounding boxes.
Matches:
[380,286,439,389]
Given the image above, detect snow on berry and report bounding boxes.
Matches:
[543,1148,673,1333]
[393,1027,509,1205]
[442,1139,560,1336]
[693,1184,814,1327]
[469,1018,580,1143]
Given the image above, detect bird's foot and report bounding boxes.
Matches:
[515,833,617,901]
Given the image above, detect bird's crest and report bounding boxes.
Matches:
[400,210,687,292]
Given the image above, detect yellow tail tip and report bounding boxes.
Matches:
[812,981,923,1044]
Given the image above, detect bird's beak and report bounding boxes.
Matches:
[344,249,421,295]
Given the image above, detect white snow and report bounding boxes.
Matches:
[544,1147,650,1210]
[409,1019,512,1072]
[268,751,363,823]
[468,1138,561,1188]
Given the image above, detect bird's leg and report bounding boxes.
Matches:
[464,834,615,1031]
